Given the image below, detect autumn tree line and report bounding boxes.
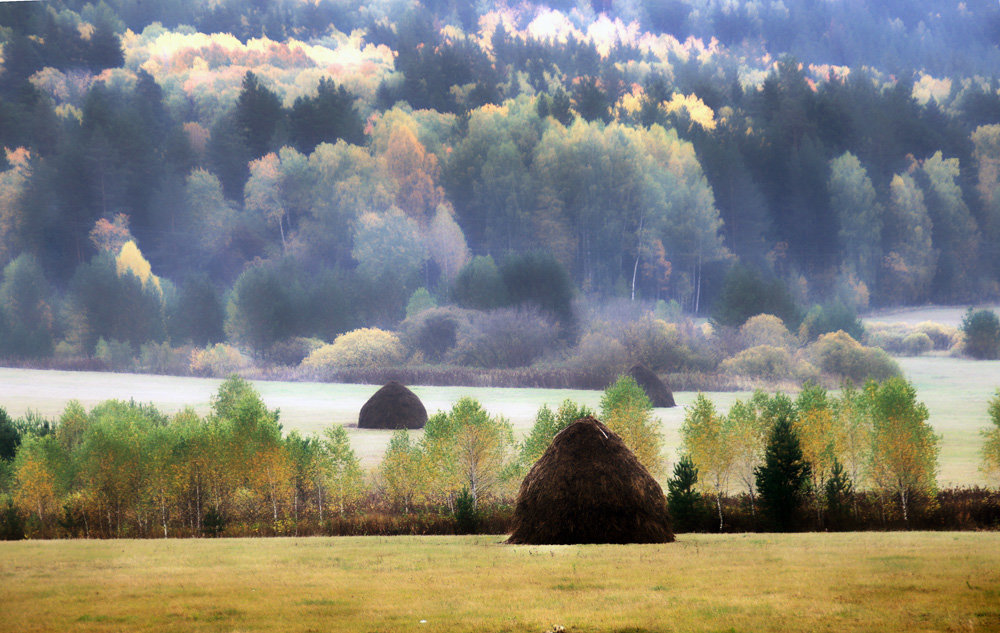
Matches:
[4,2,1000,373]
[2,374,999,538]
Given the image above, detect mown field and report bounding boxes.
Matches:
[1,532,999,632]
[1,354,997,485]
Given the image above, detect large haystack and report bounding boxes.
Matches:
[357,381,427,430]
[628,364,675,408]
[507,416,673,544]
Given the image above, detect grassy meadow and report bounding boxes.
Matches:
[2,532,999,632]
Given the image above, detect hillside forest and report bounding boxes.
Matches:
[3,1,1000,376]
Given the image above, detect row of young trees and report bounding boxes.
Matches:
[3,374,1000,538]
[678,378,941,530]
[0,375,660,537]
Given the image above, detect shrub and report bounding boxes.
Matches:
[568,332,629,377]
[301,328,406,370]
[960,308,1000,359]
[620,316,690,371]
[915,321,958,351]
[799,301,864,342]
[900,332,933,356]
[807,331,901,383]
[265,337,324,366]
[720,345,794,380]
[189,343,251,376]
[138,342,191,374]
[399,307,470,363]
[865,324,933,356]
[95,338,134,371]
[449,307,559,369]
[740,314,796,349]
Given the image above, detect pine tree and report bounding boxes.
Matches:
[755,416,811,531]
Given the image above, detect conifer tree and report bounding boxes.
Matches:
[667,455,704,532]
[755,416,811,531]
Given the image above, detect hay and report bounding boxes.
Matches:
[507,416,674,545]
[357,381,428,430]
[628,364,675,408]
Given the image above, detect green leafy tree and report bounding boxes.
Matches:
[421,398,515,508]
[680,393,733,530]
[452,255,507,310]
[865,377,939,524]
[167,273,225,347]
[881,173,936,304]
[224,261,306,355]
[919,152,981,300]
[519,400,594,471]
[829,152,882,289]
[600,375,665,477]
[378,429,422,512]
[961,308,1000,360]
[0,253,54,358]
[320,425,365,517]
[755,415,811,532]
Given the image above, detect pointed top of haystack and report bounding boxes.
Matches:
[357,381,427,430]
[628,364,675,408]
[507,416,673,545]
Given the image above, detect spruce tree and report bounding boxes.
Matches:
[667,455,704,532]
[755,417,811,531]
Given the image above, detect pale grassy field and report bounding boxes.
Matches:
[863,304,1000,327]
[0,356,995,483]
[1,532,999,632]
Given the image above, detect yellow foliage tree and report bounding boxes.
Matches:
[116,241,162,296]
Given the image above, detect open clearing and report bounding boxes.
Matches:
[2,532,999,632]
[0,355,996,484]
[863,304,1000,327]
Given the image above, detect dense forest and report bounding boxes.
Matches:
[2,0,1000,372]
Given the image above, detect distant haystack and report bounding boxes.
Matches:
[628,364,675,408]
[357,381,427,430]
[507,416,674,545]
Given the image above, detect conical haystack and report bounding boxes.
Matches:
[628,364,675,408]
[508,416,674,545]
[357,381,427,430]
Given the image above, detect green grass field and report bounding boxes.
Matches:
[2,532,999,632]
[0,355,996,484]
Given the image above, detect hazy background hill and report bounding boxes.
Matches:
[1,0,1000,370]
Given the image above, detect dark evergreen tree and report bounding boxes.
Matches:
[167,274,225,347]
[0,408,19,462]
[500,252,575,330]
[755,415,812,531]
[667,455,705,533]
[710,264,801,329]
[824,458,853,531]
[289,78,364,154]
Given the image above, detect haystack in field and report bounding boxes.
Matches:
[628,364,675,408]
[507,416,673,545]
[357,381,427,429]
